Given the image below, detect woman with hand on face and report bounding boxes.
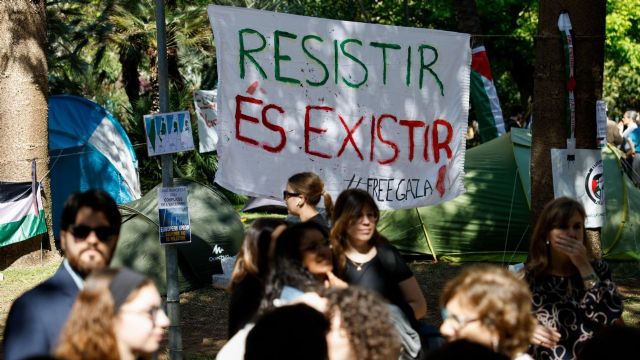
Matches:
[283,172,334,231]
[525,197,623,360]
[55,268,169,360]
[439,265,536,360]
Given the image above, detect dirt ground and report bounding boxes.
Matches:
[170,261,640,358]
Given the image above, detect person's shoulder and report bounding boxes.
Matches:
[15,266,77,309]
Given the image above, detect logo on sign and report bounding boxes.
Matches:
[585,160,604,205]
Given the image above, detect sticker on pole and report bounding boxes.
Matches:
[144,111,195,156]
[158,186,191,245]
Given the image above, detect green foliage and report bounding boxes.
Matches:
[45,0,639,195]
[604,0,640,119]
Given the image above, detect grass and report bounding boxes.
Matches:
[0,259,61,346]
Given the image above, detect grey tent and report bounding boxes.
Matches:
[112,178,244,293]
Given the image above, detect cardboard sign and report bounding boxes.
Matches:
[158,186,191,245]
[207,5,470,210]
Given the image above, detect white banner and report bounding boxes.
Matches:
[194,89,219,153]
[208,5,470,210]
[551,149,605,228]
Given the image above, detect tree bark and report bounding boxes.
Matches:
[531,0,606,256]
[0,0,56,262]
[454,0,483,48]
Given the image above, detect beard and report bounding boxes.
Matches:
[66,245,112,278]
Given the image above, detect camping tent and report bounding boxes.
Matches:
[49,95,141,239]
[112,179,244,293]
[379,128,640,262]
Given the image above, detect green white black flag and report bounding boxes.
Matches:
[0,181,46,247]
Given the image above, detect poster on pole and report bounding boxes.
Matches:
[143,111,194,156]
[551,149,605,228]
[158,186,191,245]
[194,89,219,153]
[208,5,470,210]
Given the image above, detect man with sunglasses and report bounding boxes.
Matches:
[3,189,121,360]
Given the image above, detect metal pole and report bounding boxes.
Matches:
[155,1,182,359]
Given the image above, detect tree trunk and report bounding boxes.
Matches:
[119,37,142,109]
[531,0,606,256]
[453,0,483,49]
[0,0,56,263]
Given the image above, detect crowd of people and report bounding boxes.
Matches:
[1,171,634,360]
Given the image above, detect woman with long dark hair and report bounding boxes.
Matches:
[263,221,345,307]
[525,197,623,360]
[330,189,426,321]
[227,218,287,337]
[330,189,428,359]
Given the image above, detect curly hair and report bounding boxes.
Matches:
[440,265,536,359]
[322,287,401,360]
[330,189,386,276]
[287,172,334,219]
[55,268,152,360]
[229,218,287,291]
[526,197,592,280]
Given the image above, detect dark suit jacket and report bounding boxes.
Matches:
[3,264,79,360]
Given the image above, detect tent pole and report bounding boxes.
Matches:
[416,208,438,262]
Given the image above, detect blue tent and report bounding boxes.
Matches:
[49,95,141,238]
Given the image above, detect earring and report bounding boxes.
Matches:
[545,240,550,245]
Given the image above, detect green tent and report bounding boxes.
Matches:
[379,128,640,262]
[111,179,244,293]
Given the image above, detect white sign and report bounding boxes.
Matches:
[208,5,470,210]
[596,100,607,149]
[551,149,605,228]
[143,111,194,156]
[194,89,219,153]
[158,186,191,245]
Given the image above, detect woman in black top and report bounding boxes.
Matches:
[525,197,623,360]
[330,189,427,324]
[227,218,287,337]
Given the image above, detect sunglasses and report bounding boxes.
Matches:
[283,190,300,200]
[69,224,116,242]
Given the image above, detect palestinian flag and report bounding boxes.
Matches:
[470,46,505,142]
[0,181,47,247]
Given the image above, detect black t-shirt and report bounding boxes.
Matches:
[343,243,415,320]
[308,213,331,232]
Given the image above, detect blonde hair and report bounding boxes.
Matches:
[287,172,333,219]
[440,265,536,358]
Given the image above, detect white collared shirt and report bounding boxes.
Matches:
[62,259,84,290]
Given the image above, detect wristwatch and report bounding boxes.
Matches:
[582,272,599,289]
